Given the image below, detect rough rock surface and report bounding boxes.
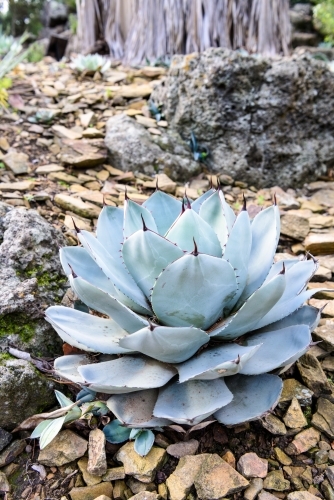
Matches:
[151,49,334,188]
[0,203,67,356]
[38,430,88,466]
[115,442,166,483]
[0,357,56,430]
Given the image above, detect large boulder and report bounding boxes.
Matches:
[0,203,67,357]
[150,48,334,188]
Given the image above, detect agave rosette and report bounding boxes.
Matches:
[47,187,322,427]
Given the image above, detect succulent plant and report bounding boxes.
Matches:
[46,187,324,431]
[70,54,111,74]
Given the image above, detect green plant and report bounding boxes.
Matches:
[0,30,14,56]
[0,32,30,108]
[39,185,328,456]
[26,42,45,63]
[313,0,334,44]
[69,14,78,35]
[70,54,111,75]
[189,132,209,162]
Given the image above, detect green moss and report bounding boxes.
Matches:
[16,265,67,302]
[0,352,14,364]
[0,313,37,343]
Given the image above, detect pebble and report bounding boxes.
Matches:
[285,427,320,455]
[279,379,314,407]
[287,492,320,500]
[244,478,264,500]
[165,455,208,500]
[87,429,107,476]
[261,414,287,435]
[0,471,10,492]
[258,491,279,500]
[54,193,101,219]
[116,442,166,483]
[274,447,293,466]
[312,398,334,439]
[102,467,125,481]
[130,493,158,500]
[69,482,113,500]
[52,124,83,140]
[0,428,12,452]
[237,452,268,479]
[313,324,334,352]
[304,232,334,255]
[221,449,236,468]
[283,397,308,429]
[2,151,29,175]
[280,213,310,241]
[0,440,26,467]
[297,352,333,396]
[166,439,199,458]
[78,457,102,486]
[0,180,35,191]
[35,163,65,174]
[263,470,291,491]
[38,430,88,466]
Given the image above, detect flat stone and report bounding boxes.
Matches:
[82,128,104,139]
[2,152,29,175]
[126,477,157,494]
[102,467,125,481]
[95,170,109,181]
[321,479,334,500]
[313,324,334,353]
[0,440,26,467]
[49,172,83,184]
[311,189,334,207]
[280,213,309,241]
[54,194,101,219]
[0,428,12,452]
[263,470,290,491]
[261,414,287,435]
[318,255,334,272]
[115,442,166,483]
[42,86,59,97]
[28,124,44,134]
[0,471,10,492]
[308,282,334,300]
[283,397,308,429]
[244,478,264,500]
[301,200,325,213]
[87,429,107,476]
[166,439,199,458]
[309,298,334,317]
[84,181,101,191]
[135,115,157,128]
[113,479,127,500]
[287,492,320,500]
[304,232,334,255]
[166,455,208,500]
[52,125,82,140]
[130,493,158,500]
[63,215,91,232]
[237,452,268,479]
[285,427,320,455]
[35,164,65,174]
[78,457,102,486]
[274,447,292,466]
[60,139,107,168]
[322,356,334,371]
[117,85,152,99]
[297,352,333,396]
[272,187,300,209]
[279,379,313,407]
[93,497,112,500]
[312,398,334,439]
[0,181,35,191]
[69,482,113,500]
[79,190,104,206]
[326,466,334,489]
[80,112,95,128]
[313,265,332,281]
[38,430,88,466]
[194,454,249,499]
[258,491,279,500]
[309,215,334,229]
[0,137,10,151]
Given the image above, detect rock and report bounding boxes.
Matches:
[321,480,334,500]
[312,265,332,282]
[237,453,268,479]
[244,478,264,500]
[115,442,166,483]
[87,429,107,476]
[129,493,158,500]
[166,439,199,458]
[311,189,334,208]
[151,49,334,188]
[317,255,334,271]
[261,414,287,435]
[326,466,334,489]
[35,164,64,174]
[287,492,320,500]
[0,471,10,492]
[279,379,314,407]
[0,357,56,430]
[117,85,152,99]
[280,214,310,241]
[283,397,308,429]
[60,139,108,168]
[38,430,88,466]
[297,353,333,396]
[69,482,113,500]
[54,194,101,219]
[135,116,157,128]
[194,454,249,499]
[80,112,95,128]
[43,0,68,27]
[258,491,279,500]
[52,125,82,140]
[166,455,208,500]
[93,497,112,500]
[0,439,26,467]
[0,137,10,151]
[285,427,320,455]
[78,457,102,486]
[102,467,125,482]
[126,477,157,494]
[113,479,127,500]
[105,114,200,181]
[82,128,104,139]
[0,428,12,452]
[272,187,300,210]
[79,191,104,207]
[0,180,35,191]
[309,215,334,229]
[48,172,84,184]
[315,450,329,464]
[312,398,334,439]
[221,449,236,468]
[313,325,334,353]
[304,233,334,255]
[322,356,334,371]
[42,86,59,97]
[274,447,292,466]
[2,152,29,175]
[0,207,67,357]
[263,470,290,491]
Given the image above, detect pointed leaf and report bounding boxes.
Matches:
[124,199,157,239]
[40,416,66,449]
[134,430,155,456]
[151,254,237,330]
[240,325,311,375]
[69,277,148,333]
[31,420,54,439]
[253,305,320,334]
[199,190,235,248]
[165,209,222,257]
[191,188,216,213]
[54,354,89,384]
[96,206,124,258]
[122,229,184,298]
[143,190,182,235]
[119,325,208,363]
[214,374,283,425]
[47,313,96,353]
[153,379,233,425]
[107,389,171,428]
[236,205,280,305]
[78,356,177,394]
[103,419,131,444]
[210,271,286,339]
[46,305,132,354]
[78,230,151,315]
[55,390,74,408]
[177,343,260,382]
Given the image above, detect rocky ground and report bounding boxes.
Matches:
[0,56,334,500]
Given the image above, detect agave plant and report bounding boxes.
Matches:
[46,187,324,433]
[70,54,111,75]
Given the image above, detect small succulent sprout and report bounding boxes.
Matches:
[43,184,330,452]
[70,54,111,75]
